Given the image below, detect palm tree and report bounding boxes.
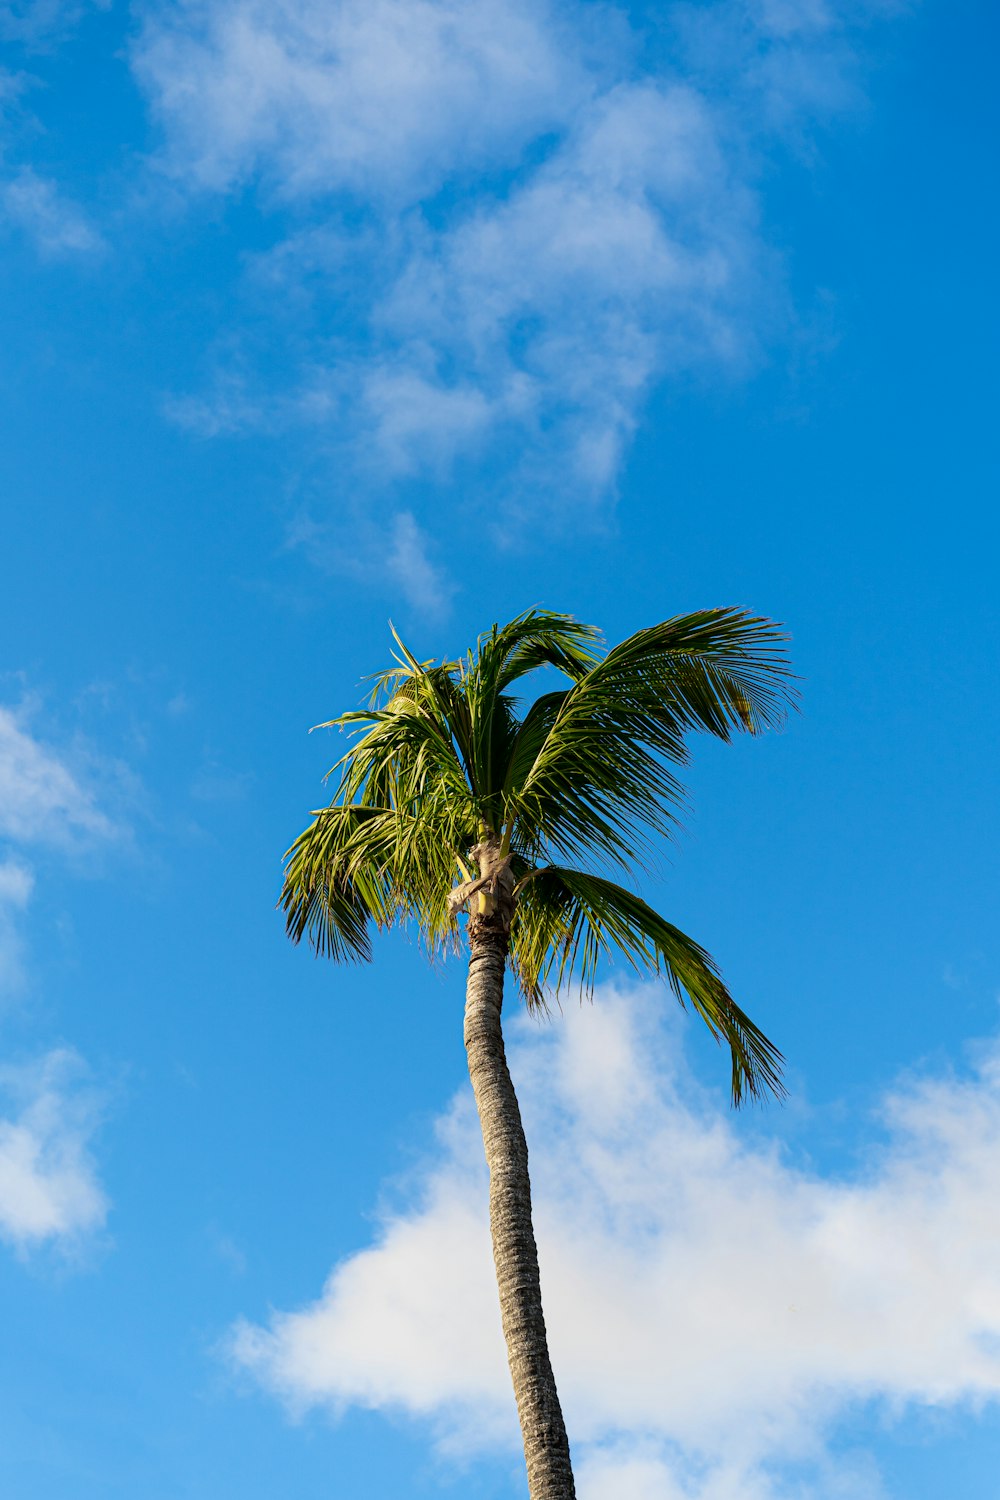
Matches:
[281,607,795,1500]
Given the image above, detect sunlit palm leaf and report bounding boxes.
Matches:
[509,609,795,869]
[512,866,785,1103]
[283,608,795,1105]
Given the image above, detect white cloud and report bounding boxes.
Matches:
[0,64,27,113]
[0,1047,108,1252]
[0,712,122,1259]
[1,167,104,257]
[361,80,767,510]
[134,0,592,202]
[0,859,33,907]
[135,0,898,531]
[283,505,454,618]
[0,700,129,1004]
[0,703,121,848]
[0,2,108,259]
[164,371,268,436]
[230,987,1000,1496]
[383,510,454,616]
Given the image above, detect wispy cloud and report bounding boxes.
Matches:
[0,1047,108,1254]
[357,78,769,515]
[1,0,107,259]
[134,0,594,201]
[383,511,454,616]
[0,702,123,849]
[0,698,131,1004]
[230,986,1000,1497]
[136,0,899,553]
[0,0,109,48]
[1,167,105,258]
[0,858,33,995]
[0,704,127,1258]
[285,504,454,616]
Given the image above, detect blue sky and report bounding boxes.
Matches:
[1,0,999,1496]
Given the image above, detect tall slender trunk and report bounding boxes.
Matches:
[463,915,576,1500]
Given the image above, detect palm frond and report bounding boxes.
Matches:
[282,796,470,960]
[509,609,796,870]
[595,609,797,738]
[281,807,381,962]
[286,609,792,1105]
[512,866,785,1104]
[317,629,477,808]
[461,611,600,823]
[482,609,602,692]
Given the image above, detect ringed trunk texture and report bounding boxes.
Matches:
[464,915,576,1500]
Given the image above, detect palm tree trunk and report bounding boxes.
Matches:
[464,917,576,1500]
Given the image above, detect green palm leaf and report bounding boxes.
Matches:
[281,606,797,1500]
[511,866,785,1103]
[283,607,795,1104]
[508,608,795,870]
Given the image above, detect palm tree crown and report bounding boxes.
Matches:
[282,607,796,1103]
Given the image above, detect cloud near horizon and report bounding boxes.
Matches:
[231,986,1000,1498]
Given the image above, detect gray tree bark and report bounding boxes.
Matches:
[464,913,576,1500]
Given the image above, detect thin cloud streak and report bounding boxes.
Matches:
[284,505,454,617]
